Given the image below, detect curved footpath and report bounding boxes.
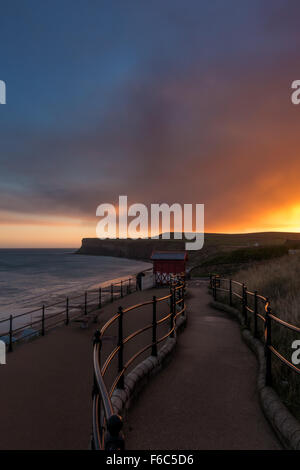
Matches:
[125,280,282,450]
[0,288,165,450]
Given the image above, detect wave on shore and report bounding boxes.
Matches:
[0,249,151,319]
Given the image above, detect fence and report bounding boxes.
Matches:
[0,268,152,352]
[92,276,186,450]
[210,274,300,387]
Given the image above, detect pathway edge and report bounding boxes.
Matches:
[210,299,300,450]
[111,314,187,424]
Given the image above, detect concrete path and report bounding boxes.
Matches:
[125,281,282,450]
[0,287,167,450]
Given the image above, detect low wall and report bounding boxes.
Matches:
[110,314,187,422]
[141,272,154,290]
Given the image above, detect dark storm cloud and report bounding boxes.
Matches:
[1,0,300,232]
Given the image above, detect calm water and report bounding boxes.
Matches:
[0,249,151,318]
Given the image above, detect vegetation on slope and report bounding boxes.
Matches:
[190,244,289,277]
[232,254,300,418]
[203,244,288,265]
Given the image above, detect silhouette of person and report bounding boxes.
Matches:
[136,271,145,290]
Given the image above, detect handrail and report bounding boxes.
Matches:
[0,268,151,352]
[268,313,300,333]
[92,332,119,450]
[156,311,172,325]
[101,345,121,377]
[91,275,186,450]
[269,345,300,374]
[122,323,153,345]
[157,293,172,301]
[210,273,300,386]
[123,299,154,314]
[100,313,121,337]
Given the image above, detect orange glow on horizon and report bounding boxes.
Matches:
[1,201,300,247]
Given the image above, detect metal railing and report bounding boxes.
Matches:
[0,268,152,352]
[91,276,186,450]
[210,274,300,386]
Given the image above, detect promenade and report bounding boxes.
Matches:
[0,288,162,450]
[125,280,281,450]
[0,281,282,449]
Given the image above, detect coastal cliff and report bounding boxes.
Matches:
[76,238,186,261]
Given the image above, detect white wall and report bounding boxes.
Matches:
[141,272,154,290]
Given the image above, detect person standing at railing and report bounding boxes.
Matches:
[136,271,145,291]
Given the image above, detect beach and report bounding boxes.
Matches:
[0,249,151,317]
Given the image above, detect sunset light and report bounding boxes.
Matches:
[1,0,300,455]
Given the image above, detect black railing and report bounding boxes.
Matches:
[91,276,186,450]
[0,268,152,352]
[210,274,300,386]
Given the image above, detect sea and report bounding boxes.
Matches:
[0,249,151,321]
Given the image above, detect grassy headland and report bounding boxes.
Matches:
[189,232,300,277]
[78,232,300,278]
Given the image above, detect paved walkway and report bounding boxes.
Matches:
[0,281,282,450]
[0,287,166,450]
[125,281,282,450]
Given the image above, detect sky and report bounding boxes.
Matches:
[1,0,300,247]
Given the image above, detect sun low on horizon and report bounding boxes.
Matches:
[1,202,300,248]
[1,1,300,248]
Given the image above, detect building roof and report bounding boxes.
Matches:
[150,250,187,261]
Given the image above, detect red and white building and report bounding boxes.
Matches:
[150,251,188,285]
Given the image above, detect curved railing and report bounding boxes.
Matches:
[91,276,186,450]
[210,274,300,386]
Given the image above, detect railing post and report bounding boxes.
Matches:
[209,273,213,289]
[84,291,88,315]
[93,329,101,380]
[174,286,177,331]
[254,291,258,338]
[265,300,272,386]
[8,315,13,352]
[169,287,173,333]
[92,330,101,397]
[229,279,232,306]
[170,288,175,338]
[244,286,248,326]
[213,276,217,300]
[241,283,243,311]
[120,280,123,298]
[41,305,45,336]
[92,329,101,450]
[105,415,124,451]
[128,278,131,294]
[181,284,184,315]
[242,284,247,324]
[98,288,102,309]
[117,307,124,389]
[152,296,157,356]
[66,297,69,325]
[111,284,113,303]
